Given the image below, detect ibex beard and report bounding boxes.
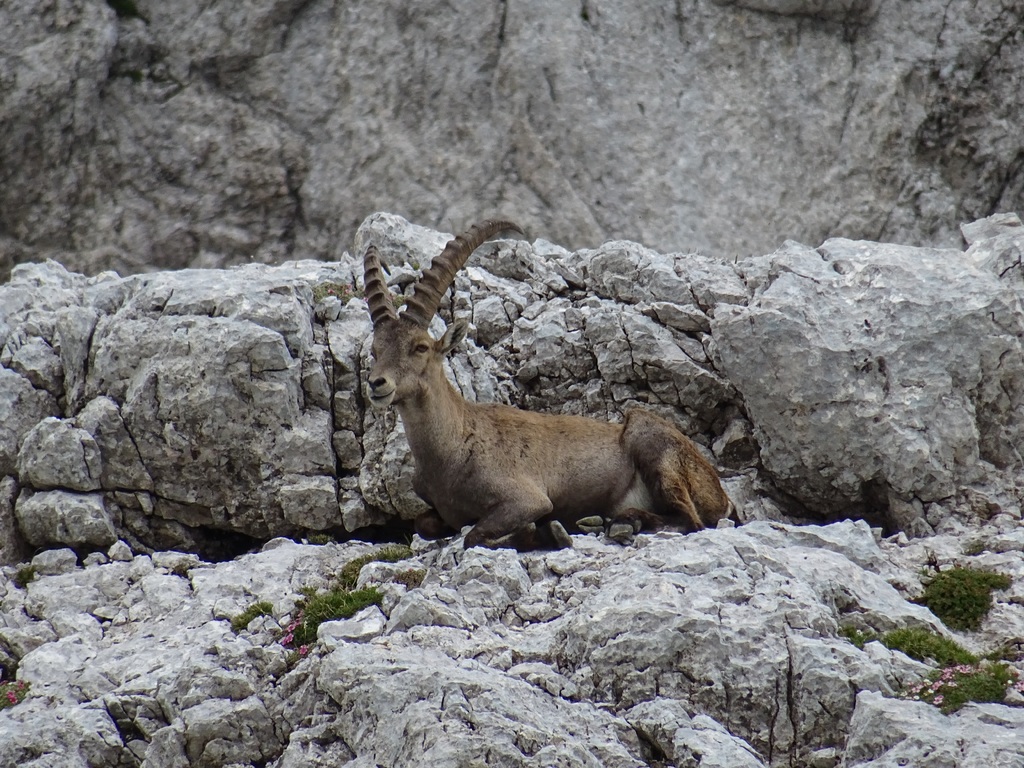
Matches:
[362,220,733,551]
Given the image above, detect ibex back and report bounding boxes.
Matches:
[363,220,732,550]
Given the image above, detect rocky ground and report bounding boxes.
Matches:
[2,211,1024,765]
[1,518,1022,767]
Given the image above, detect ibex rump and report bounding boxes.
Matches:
[363,220,732,550]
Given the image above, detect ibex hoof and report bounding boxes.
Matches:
[548,521,573,549]
[576,515,605,534]
[606,522,636,544]
[489,522,537,549]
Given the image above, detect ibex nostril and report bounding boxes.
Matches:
[369,377,387,390]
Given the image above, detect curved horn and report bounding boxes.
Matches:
[401,219,524,327]
[362,245,398,327]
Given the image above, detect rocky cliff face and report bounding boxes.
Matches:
[2,0,1022,279]
[1,211,1024,766]
[3,212,1024,561]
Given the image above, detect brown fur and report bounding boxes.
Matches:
[363,223,732,550]
[620,409,731,532]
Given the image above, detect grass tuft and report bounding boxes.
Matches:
[336,544,414,591]
[12,566,37,589]
[286,588,382,648]
[920,567,1012,631]
[230,601,274,633]
[880,627,977,667]
[312,281,355,304]
[391,568,426,590]
[839,625,876,650]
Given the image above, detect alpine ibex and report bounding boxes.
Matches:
[363,220,733,550]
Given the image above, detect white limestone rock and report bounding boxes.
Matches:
[0,367,59,477]
[29,548,78,577]
[6,212,1024,553]
[17,417,103,492]
[14,490,117,549]
[317,642,648,767]
[0,523,1020,767]
[844,691,1024,767]
[317,606,387,648]
[713,235,1024,519]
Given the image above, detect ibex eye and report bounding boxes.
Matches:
[414,343,430,354]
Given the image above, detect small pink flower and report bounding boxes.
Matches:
[933,695,944,705]
[282,633,294,645]
[6,691,16,704]
[298,645,309,657]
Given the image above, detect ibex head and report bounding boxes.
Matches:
[362,220,523,408]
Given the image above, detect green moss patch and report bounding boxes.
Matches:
[881,628,977,667]
[284,587,382,648]
[278,546,415,653]
[336,544,414,591]
[12,566,37,589]
[920,567,1012,631]
[230,601,275,633]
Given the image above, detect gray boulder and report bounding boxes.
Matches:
[844,692,1024,767]
[14,491,117,550]
[0,367,59,477]
[713,225,1024,523]
[0,478,26,567]
[17,417,104,492]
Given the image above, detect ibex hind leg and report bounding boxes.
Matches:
[658,463,707,531]
[621,409,730,532]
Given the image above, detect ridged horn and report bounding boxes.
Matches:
[362,245,398,327]
[401,219,524,327]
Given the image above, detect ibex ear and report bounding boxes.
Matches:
[439,318,469,355]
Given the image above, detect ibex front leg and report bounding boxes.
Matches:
[463,487,562,551]
[414,509,456,540]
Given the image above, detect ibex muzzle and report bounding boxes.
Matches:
[362,220,733,550]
